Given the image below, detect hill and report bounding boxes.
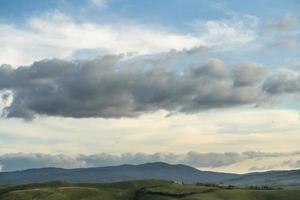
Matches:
[1,180,300,200]
[2,162,300,187]
[0,162,238,185]
[223,169,300,187]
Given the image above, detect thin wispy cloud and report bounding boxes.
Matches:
[0,11,262,67]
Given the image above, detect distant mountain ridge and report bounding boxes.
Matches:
[223,169,300,187]
[0,162,238,185]
[1,162,300,187]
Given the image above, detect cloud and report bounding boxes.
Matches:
[1,151,300,172]
[0,56,265,120]
[263,69,300,94]
[283,160,300,168]
[0,11,260,67]
[89,0,108,7]
[248,165,277,171]
[191,14,259,50]
[249,158,300,171]
[266,15,298,32]
[233,62,265,87]
[269,39,299,50]
[2,50,300,120]
[0,12,200,66]
[0,153,86,171]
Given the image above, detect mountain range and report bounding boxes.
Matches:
[0,162,299,187]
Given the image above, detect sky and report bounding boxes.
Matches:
[0,0,300,173]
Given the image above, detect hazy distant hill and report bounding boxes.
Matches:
[0,162,238,185]
[1,162,300,187]
[223,169,300,187]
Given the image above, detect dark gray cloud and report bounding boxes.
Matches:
[0,56,264,119]
[263,70,300,94]
[1,151,299,172]
[0,64,14,90]
[233,62,265,87]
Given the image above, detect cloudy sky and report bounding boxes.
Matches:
[0,0,300,173]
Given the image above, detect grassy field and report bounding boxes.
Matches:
[1,180,300,200]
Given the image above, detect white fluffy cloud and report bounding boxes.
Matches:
[191,14,259,50]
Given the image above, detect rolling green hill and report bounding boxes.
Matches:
[1,180,300,200]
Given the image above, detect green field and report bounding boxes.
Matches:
[1,180,300,200]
